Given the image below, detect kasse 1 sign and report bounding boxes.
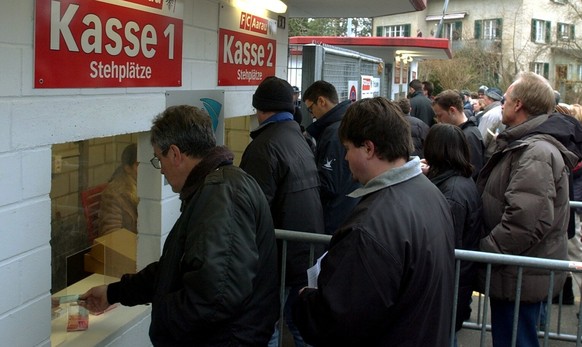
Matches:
[35,0,183,88]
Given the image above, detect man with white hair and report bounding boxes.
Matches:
[477,71,582,346]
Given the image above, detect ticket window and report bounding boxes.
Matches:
[50,135,139,295]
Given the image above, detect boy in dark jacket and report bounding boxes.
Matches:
[294,97,455,347]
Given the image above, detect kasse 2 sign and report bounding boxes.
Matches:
[35,0,183,88]
[218,28,275,86]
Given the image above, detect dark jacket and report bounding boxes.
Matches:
[430,169,483,331]
[107,147,279,346]
[240,118,324,287]
[307,100,361,235]
[477,114,582,302]
[294,160,455,347]
[459,117,485,180]
[409,91,435,127]
[405,114,430,158]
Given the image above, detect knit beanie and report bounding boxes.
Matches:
[485,87,503,101]
[252,76,295,113]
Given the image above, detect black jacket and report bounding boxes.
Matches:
[459,117,485,180]
[409,91,435,126]
[240,118,325,286]
[430,169,483,331]
[405,114,430,158]
[307,100,361,235]
[108,147,279,346]
[294,165,455,346]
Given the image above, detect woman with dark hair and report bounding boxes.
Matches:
[423,123,483,338]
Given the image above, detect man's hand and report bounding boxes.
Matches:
[79,285,111,313]
[420,159,430,176]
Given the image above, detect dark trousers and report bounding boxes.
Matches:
[490,298,541,347]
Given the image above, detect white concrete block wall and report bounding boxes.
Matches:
[0,1,289,345]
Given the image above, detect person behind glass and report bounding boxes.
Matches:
[81,105,279,346]
[432,90,485,181]
[302,80,361,236]
[293,97,455,347]
[421,123,483,339]
[98,143,139,236]
[477,72,582,347]
[396,97,429,158]
[239,76,324,347]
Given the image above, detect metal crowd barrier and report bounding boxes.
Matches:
[274,204,582,347]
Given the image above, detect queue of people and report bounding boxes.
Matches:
[78,72,582,347]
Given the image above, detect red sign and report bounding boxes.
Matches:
[34,0,183,88]
[218,28,276,86]
[123,0,163,10]
[239,12,268,35]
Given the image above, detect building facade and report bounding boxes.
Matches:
[373,0,582,101]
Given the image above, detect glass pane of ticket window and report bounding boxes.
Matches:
[50,134,139,296]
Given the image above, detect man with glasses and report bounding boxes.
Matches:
[81,105,279,346]
[303,80,361,235]
[477,72,582,346]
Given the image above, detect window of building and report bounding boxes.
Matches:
[531,19,551,43]
[530,62,550,79]
[444,21,463,40]
[474,19,502,40]
[376,24,411,37]
[557,22,575,41]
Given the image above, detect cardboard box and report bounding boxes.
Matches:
[84,229,136,279]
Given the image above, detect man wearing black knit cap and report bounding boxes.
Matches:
[240,76,324,347]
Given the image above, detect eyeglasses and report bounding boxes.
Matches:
[500,96,505,105]
[305,97,318,114]
[150,156,161,169]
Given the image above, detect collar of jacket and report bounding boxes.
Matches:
[460,116,479,129]
[483,100,501,113]
[410,91,424,98]
[179,146,234,210]
[477,114,580,191]
[495,114,550,152]
[250,111,293,139]
[429,169,462,187]
[306,100,351,140]
[348,156,422,198]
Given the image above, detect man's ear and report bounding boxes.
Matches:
[168,144,182,166]
[363,140,375,158]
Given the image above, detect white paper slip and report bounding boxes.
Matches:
[307,251,328,288]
